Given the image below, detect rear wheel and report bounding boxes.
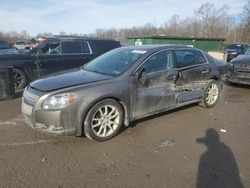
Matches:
[199,80,221,108]
[84,99,124,141]
[13,68,27,89]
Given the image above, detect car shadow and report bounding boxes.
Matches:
[223,81,250,89]
[196,128,244,188]
[14,89,24,98]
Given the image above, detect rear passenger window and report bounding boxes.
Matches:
[61,41,90,54]
[61,41,82,54]
[175,50,206,69]
[88,40,120,54]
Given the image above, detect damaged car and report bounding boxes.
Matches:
[224,44,249,62]
[226,47,250,85]
[22,45,227,141]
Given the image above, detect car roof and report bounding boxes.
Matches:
[41,35,119,42]
[120,44,197,51]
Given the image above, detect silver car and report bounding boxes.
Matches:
[22,45,226,141]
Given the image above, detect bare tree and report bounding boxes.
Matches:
[195,3,231,38]
[0,1,249,45]
[0,30,31,43]
[240,0,250,43]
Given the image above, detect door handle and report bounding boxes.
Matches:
[201,69,210,74]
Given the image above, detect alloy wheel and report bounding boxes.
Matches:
[205,83,219,106]
[91,105,120,138]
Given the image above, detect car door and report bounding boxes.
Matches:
[131,49,178,119]
[37,41,93,77]
[174,49,211,103]
[35,42,62,77]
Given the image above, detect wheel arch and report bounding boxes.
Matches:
[208,76,223,90]
[209,76,220,81]
[77,96,129,136]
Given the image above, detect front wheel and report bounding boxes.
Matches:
[84,99,124,141]
[199,80,221,108]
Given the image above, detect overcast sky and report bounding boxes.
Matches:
[0,0,247,36]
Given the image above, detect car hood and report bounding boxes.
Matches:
[232,55,250,63]
[30,68,113,91]
[225,49,239,53]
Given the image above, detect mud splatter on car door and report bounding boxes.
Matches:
[131,50,177,119]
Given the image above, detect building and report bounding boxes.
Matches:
[127,36,225,51]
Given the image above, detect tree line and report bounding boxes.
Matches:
[1,1,249,45]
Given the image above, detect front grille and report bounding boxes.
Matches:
[234,63,250,72]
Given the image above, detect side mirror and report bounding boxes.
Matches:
[138,69,148,86]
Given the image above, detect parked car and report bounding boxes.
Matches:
[22,45,228,141]
[226,47,250,85]
[14,40,28,50]
[0,36,121,89]
[0,40,18,54]
[224,44,249,62]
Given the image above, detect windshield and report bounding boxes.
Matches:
[226,44,243,50]
[83,48,146,76]
[244,48,250,55]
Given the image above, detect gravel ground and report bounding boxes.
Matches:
[0,83,249,188]
[208,52,224,60]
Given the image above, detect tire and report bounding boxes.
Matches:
[84,99,124,141]
[199,80,221,108]
[13,68,28,89]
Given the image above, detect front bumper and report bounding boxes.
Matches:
[22,102,65,135]
[22,89,79,136]
[226,71,250,85]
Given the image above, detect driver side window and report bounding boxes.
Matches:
[141,50,173,74]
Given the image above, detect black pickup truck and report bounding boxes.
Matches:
[0,36,121,89]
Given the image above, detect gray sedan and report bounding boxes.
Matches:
[22,45,227,141]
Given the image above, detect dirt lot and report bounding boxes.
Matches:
[0,83,249,188]
[208,51,224,60]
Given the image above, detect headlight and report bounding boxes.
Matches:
[231,52,237,55]
[42,93,77,110]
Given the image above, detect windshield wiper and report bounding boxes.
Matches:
[83,68,112,76]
